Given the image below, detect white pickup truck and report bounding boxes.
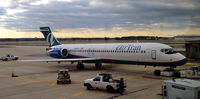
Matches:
[1,54,19,61]
[84,73,126,93]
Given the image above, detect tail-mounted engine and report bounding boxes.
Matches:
[61,48,68,57]
[48,48,69,58]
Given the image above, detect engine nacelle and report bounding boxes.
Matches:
[48,48,69,58]
[60,48,68,58]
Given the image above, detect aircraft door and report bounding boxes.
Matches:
[151,50,156,60]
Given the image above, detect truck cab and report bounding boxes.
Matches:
[1,54,19,61]
[84,73,126,93]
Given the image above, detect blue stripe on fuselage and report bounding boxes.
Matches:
[50,53,187,66]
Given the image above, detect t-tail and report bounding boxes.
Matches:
[40,27,61,47]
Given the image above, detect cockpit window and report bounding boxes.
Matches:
[161,48,177,54]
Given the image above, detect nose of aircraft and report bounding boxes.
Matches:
[176,53,187,66]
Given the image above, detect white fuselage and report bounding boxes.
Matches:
[48,43,187,67]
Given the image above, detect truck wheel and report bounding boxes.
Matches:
[86,84,92,90]
[3,58,8,61]
[154,70,161,76]
[107,86,114,93]
[57,81,60,84]
[173,72,180,77]
[69,80,71,84]
[15,57,19,60]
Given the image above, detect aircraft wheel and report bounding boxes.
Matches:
[154,70,161,76]
[95,62,102,69]
[77,62,84,70]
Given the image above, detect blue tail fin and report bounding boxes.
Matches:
[40,27,61,47]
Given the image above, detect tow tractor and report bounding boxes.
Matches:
[57,69,71,84]
[154,66,200,78]
[160,68,181,77]
[0,54,19,61]
[180,66,200,78]
[84,73,126,93]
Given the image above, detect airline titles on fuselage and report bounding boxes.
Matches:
[116,44,141,51]
[73,44,141,51]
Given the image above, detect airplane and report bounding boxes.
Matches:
[21,27,187,70]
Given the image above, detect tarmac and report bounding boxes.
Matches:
[0,45,199,99]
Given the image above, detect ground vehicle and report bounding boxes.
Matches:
[162,79,200,99]
[160,68,181,77]
[1,54,19,61]
[180,66,200,78]
[156,66,200,78]
[84,73,126,93]
[57,69,71,84]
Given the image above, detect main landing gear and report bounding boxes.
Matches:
[76,61,102,70]
[95,62,102,69]
[77,61,84,70]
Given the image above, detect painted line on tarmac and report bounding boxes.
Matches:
[72,90,88,97]
[51,81,57,86]
[14,76,41,84]
[186,63,200,66]
[59,97,65,99]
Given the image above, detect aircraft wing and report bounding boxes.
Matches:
[17,57,101,62]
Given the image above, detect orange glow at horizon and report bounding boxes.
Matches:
[0,27,200,38]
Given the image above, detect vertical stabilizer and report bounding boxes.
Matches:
[40,27,61,47]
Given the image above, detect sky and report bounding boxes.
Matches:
[0,0,200,38]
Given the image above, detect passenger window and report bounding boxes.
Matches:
[93,77,100,81]
[103,76,110,82]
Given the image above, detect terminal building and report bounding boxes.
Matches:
[186,40,200,61]
[174,35,200,41]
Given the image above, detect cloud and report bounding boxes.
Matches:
[30,0,50,5]
[6,8,26,15]
[0,0,199,37]
[0,1,11,7]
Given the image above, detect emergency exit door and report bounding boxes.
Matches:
[151,50,156,60]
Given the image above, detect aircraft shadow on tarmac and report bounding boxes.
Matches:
[48,64,116,72]
[24,54,48,57]
[48,63,154,78]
